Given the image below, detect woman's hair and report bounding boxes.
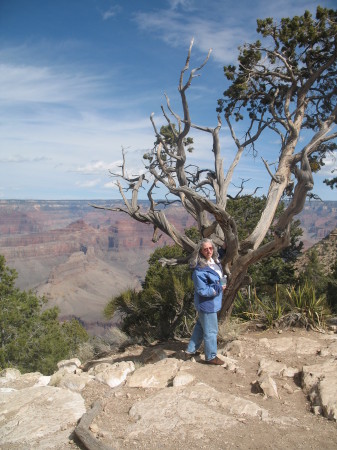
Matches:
[189,238,220,269]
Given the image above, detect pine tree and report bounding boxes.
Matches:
[0,255,89,375]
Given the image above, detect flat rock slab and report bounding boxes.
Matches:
[259,337,322,355]
[0,386,86,449]
[127,382,269,439]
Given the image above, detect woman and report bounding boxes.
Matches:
[186,238,226,365]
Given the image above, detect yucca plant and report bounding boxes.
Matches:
[232,284,287,327]
[252,285,287,328]
[285,282,330,329]
[232,290,260,321]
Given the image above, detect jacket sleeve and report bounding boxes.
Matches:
[192,270,221,298]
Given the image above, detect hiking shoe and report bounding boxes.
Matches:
[205,356,224,365]
[182,350,201,361]
[185,351,201,356]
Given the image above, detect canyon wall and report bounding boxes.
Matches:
[0,199,336,334]
[0,201,195,333]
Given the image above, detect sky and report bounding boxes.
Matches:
[0,0,336,201]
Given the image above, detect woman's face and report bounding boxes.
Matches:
[200,242,213,261]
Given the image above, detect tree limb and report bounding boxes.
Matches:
[74,400,113,450]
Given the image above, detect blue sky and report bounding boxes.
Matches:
[0,0,336,200]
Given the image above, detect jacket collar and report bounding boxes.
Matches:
[196,264,220,276]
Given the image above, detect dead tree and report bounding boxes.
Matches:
[93,8,337,320]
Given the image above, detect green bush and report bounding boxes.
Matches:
[232,285,287,327]
[284,282,330,329]
[326,259,337,314]
[104,243,196,343]
[297,249,328,297]
[105,270,195,343]
[232,281,330,330]
[0,255,89,375]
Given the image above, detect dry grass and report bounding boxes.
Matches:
[218,318,249,344]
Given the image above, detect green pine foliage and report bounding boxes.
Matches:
[104,250,196,343]
[227,196,303,294]
[297,248,328,297]
[229,197,333,329]
[326,259,337,314]
[104,234,200,343]
[0,255,89,375]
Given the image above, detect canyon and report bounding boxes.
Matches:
[0,200,195,334]
[0,199,336,334]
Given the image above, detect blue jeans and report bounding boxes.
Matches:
[186,311,218,361]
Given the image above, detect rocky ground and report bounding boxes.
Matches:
[1,325,337,450]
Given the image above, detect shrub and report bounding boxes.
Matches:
[283,282,331,330]
[104,243,197,343]
[105,269,195,343]
[232,285,287,327]
[0,255,89,375]
[232,281,330,331]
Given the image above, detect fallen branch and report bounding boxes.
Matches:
[74,400,113,450]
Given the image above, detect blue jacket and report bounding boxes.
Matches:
[192,265,223,313]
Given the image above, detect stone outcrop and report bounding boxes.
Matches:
[1,329,337,449]
[89,361,135,388]
[302,359,337,420]
[0,385,86,449]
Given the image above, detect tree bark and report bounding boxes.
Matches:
[74,400,113,450]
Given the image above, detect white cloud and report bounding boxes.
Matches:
[0,63,107,105]
[133,0,332,65]
[75,179,101,188]
[104,181,118,189]
[74,160,123,174]
[0,154,49,163]
[318,151,337,178]
[102,5,121,20]
[133,9,245,64]
[168,0,195,10]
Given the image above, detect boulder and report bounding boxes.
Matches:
[0,386,86,449]
[172,372,195,387]
[0,370,50,390]
[258,337,322,355]
[281,366,301,378]
[0,368,21,382]
[49,366,93,391]
[49,371,92,392]
[316,373,337,421]
[302,360,337,421]
[295,337,322,355]
[143,348,168,364]
[318,339,337,357]
[256,374,279,398]
[258,358,287,377]
[57,358,82,373]
[223,339,244,357]
[127,357,181,388]
[259,337,293,352]
[302,359,337,393]
[93,361,135,388]
[218,355,238,371]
